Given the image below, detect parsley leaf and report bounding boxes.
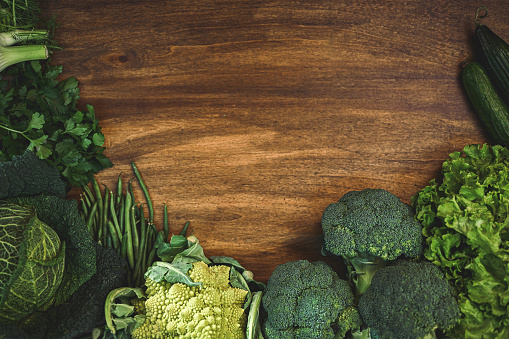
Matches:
[27,112,45,130]
[0,60,113,186]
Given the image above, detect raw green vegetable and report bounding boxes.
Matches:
[81,163,164,287]
[358,260,461,339]
[0,0,42,32]
[0,0,57,72]
[103,225,265,339]
[0,150,66,199]
[412,143,509,338]
[462,61,509,147]
[321,188,424,298]
[0,199,66,322]
[261,260,362,339]
[0,0,110,186]
[0,150,128,339]
[474,7,509,104]
[246,291,264,339]
[103,287,147,339]
[25,243,128,339]
[0,59,113,186]
[132,261,249,339]
[0,30,48,71]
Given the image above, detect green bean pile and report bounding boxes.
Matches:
[79,162,170,287]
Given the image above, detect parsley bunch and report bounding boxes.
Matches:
[0,60,112,186]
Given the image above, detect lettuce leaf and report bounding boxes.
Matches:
[412,144,509,338]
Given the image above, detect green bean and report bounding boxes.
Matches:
[86,201,98,239]
[146,244,157,271]
[109,190,123,243]
[101,186,111,246]
[82,184,96,207]
[120,233,128,261]
[131,161,154,222]
[116,172,124,205]
[91,176,104,240]
[106,235,113,249]
[124,192,135,270]
[118,194,125,235]
[107,221,121,251]
[79,195,88,220]
[138,204,147,259]
[128,178,135,203]
[163,203,169,242]
[138,204,150,278]
[80,189,92,212]
[134,245,146,287]
[145,221,155,252]
[133,205,147,287]
[130,205,140,261]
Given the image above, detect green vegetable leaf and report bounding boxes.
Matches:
[0,61,112,186]
[92,132,105,146]
[144,261,202,287]
[172,242,211,265]
[0,201,66,322]
[156,232,190,262]
[27,134,46,150]
[27,112,44,130]
[104,287,146,336]
[246,291,264,339]
[73,111,84,123]
[36,144,52,159]
[412,144,509,338]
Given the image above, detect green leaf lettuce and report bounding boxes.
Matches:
[412,144,509,338]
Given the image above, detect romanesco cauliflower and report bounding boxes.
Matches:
[132,261,249,339]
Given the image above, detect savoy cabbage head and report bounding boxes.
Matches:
[0,151,127,338]
[0,151,97,323]
[0,200,66,322]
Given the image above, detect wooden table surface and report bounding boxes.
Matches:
[41,0,509,283]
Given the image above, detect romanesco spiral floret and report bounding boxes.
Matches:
[132,261,250,339]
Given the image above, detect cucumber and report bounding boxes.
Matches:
[475,24,509,104]
[462,61,509,146]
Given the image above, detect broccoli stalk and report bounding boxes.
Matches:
[0,30,48,71]
[346,253,387,298]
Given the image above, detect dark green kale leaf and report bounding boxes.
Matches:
[0,150,67,199]
[41,243,128,339]
[0,60,113,186]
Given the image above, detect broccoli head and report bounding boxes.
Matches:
[321,188,424,296]
[262,260,361,339]
[358,260,461,339]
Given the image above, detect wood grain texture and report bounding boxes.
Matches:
[40,0,509,282]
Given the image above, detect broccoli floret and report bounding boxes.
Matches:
[358,260,461,339]
[262,260,361,339]
[321,188,424,296]
[132,261,248,339]
[0,151,67,199]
